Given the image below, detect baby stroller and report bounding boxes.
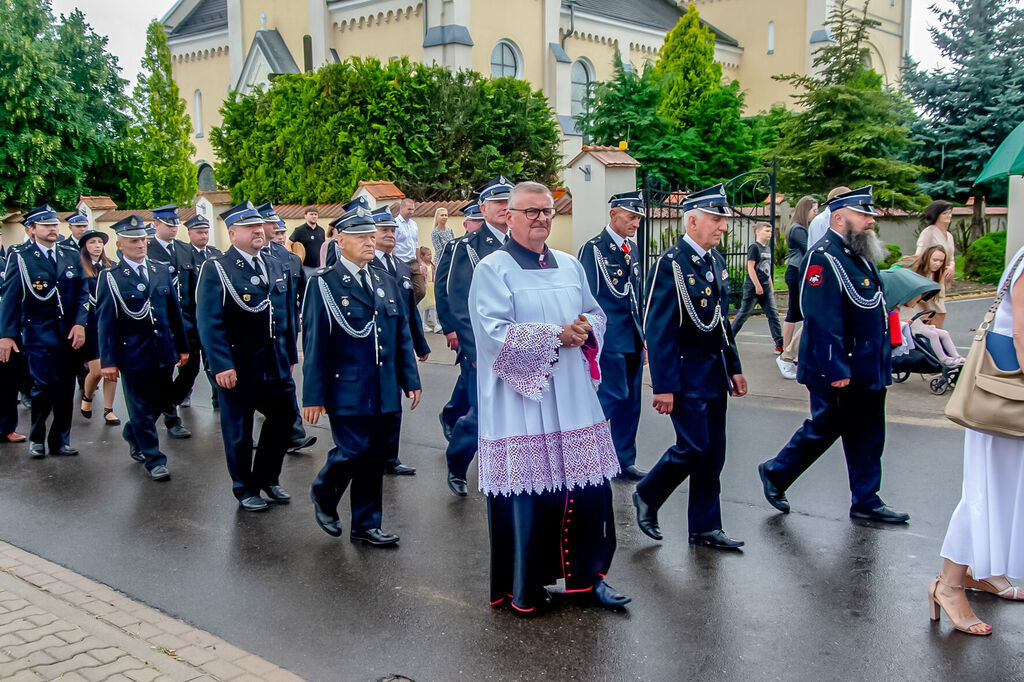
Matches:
[891,310,961,395]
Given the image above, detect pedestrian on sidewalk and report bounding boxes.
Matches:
[929,241,1024,637]
[777,196,817,379]
[730,222,783,352]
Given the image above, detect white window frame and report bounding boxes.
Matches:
[193,89,203,137]
[767,21,775,55]
[490,39,523,79]
[570,58,594,118]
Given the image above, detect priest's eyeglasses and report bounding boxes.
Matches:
[509,207,556,220]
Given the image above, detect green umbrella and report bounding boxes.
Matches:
[976,119,1024,184]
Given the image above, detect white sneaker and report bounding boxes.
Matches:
[776,355,797,380]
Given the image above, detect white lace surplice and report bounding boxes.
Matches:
[469,249,620,497]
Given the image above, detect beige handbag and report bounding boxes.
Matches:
[945,251,1024,438]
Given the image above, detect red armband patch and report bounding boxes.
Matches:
[806,264,824,286]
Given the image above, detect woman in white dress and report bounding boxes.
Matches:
[930,244,1024,635]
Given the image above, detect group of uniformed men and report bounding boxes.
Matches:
[0,177,905,552]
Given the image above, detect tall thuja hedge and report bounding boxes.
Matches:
[210,58,561,202]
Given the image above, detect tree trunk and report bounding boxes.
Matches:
[970,187,985,241]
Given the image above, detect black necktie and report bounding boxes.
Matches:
[253,257,266,284]
[358,269,374,300]
[137,263,148,282]
[703,254,717,294]
[48,249,56,266]
[385,254,396,276]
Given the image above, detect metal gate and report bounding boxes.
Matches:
[639,165,776,309]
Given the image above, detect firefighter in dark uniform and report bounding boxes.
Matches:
[257,202,316,454]
[146,204,192,439]
[0,205,89,458]
[177,214,222,408]
[0,241,26,443]
[758,186,909,524]
[633,184,748,550]
[368,205,430,476]
[196,201,300,511]
[435,176,514,496]
[433,200,481,442]
[95,216,190,481]
[578,190,646,481]
[302,204,421,546]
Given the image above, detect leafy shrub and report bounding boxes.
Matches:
[964,230,1007,284]
[876,243,902,269]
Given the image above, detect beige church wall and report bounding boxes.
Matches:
[470,0,547,88]
[330,5,424,63]
[563,35,619,82]
[239,0,310,75]
[172,51,231,164]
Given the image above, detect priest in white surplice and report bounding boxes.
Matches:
[469,181,631,615]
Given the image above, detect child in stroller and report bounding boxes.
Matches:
[879,267,962,395]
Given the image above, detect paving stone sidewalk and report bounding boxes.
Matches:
[0,540,303,682]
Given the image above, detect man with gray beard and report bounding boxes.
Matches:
[757,187,910,525]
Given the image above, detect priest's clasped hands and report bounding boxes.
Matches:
[559,314,592,348]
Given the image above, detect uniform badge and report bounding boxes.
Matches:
[691,255,701,265]
[666,253,674,260]
[374,273,381,282]
[122,268,131,276]
[65,270,74,278]
[705,271,714,282]
[403,280,412,290]
[806,264,824,287]
[633,264,640,275]
[687,275,696,286]
[341,297,349,307]
[244,294,254,302]
[376,287,385,298]
[250,276,261,285]
[612,278,619,285]
[610,244,618,251]
[136,283,145,292]
[705,287,712,296]
[32,281,45,291]
[700,298,708,308]
[616,269,623,276]
[342,275,352,283]
[235,259,244,268]
[624,254,631,264]
[862,278,870,287]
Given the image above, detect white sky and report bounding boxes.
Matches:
[50,0,1020,91]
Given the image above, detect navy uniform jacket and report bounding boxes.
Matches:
[95,260,188,372]
[0,242,89,348]
[370,254,431,358]
[301,264,420,415]
[797,232,891,391]
[263,241,305,328]
[195,246,297,382]
[148,239,193,318]
[578,228,643,353]
[434,224,505,361]
[644,237,741,399]
[178,243,223,336]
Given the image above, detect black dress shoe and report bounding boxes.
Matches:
[239,495,269,512]
[29,443,45,459]
[385,464,417,476]
[850,504,910,524]
[689,529,744,550]
[149,465,170,481]
[311,492,342,536]
[128,445,145,463]
[350,528,399,546]
[180,395,191,408]
[287,435,317,453]
[614,464,647,482]
[438,412,453,442]
[263,485,291,503]
[593,579,632,608]
[52,445,78,457]
[633,491,662,540]
[166,423,191,439]
[447,472,468,497]
[758,462,790,513]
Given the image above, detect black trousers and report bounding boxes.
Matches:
[0,351,23,435]
[596,350,644,468]
[764,386,886,511]
[26,345,75,449]
[169,335,203,406]
[440,362,470,431]
[445,354,478,479]
[121,365,174,470]
[636,394,728,534]
[312,412,401,532]
[216,376,297,500]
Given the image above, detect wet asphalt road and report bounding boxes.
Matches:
[1,297,1022,681]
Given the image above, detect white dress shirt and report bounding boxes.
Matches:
[394,214,419,262]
